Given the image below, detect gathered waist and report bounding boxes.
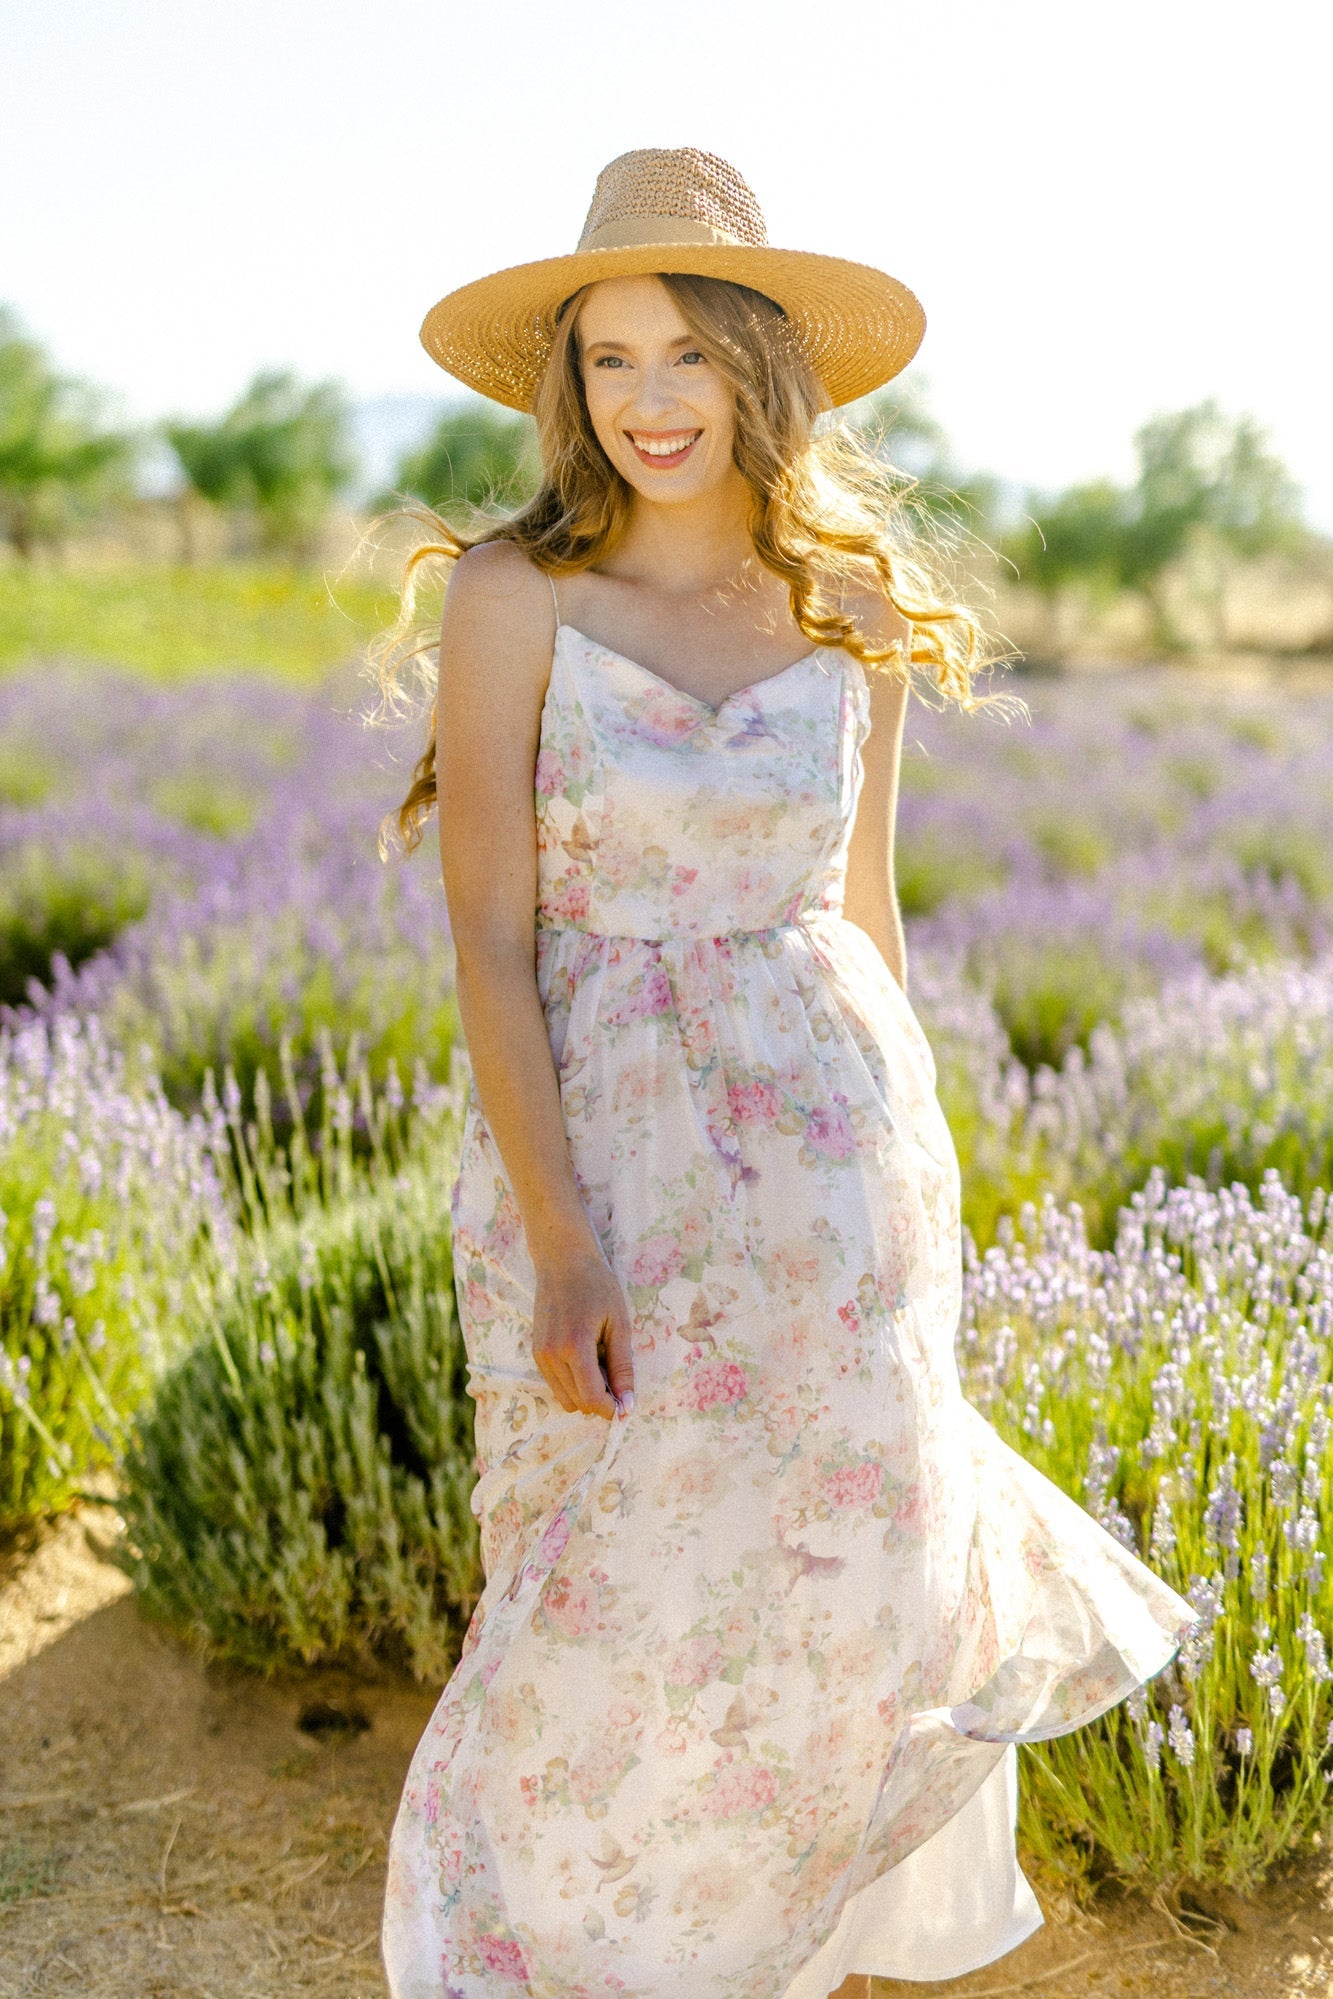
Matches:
[535,911,846,946]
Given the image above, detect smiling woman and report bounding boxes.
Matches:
[370,147,1194,1999]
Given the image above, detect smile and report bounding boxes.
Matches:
[627,430,701,467]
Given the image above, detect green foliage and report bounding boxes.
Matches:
[0,1020,219,1535]
[0,842,152,1009]
[384,396,540,518]
[982,938,1151,1073]
[1006,401,1306,648]
[0,306,134,559]
[121,1046,483,1679]
[962,1178,1333,1892]
[1003,481,1129,607]
[894,832,1007,919]
[167,371,354,561]
[96,890,462,1129]
[0,563,396,680]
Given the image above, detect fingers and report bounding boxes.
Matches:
[534,1333,614,1419]
[602,1310,636,1416]
[534,1321,634,1420]
[531,1265,637,1421]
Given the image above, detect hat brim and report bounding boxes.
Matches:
[419,243,925,413]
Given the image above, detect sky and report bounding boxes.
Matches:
[5,0,1332,524]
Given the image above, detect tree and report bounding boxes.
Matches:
[850,373,1001,533]
[384,397,539,518]
[1002,482,1131,654]
[0,308,134,559]
[1007,401,1306,652]
[167,370,354,562]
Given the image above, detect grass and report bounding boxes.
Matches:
[0,563,398,682]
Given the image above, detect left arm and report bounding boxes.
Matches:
[841,594,912,992]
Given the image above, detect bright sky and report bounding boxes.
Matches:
[5,0,1331,524]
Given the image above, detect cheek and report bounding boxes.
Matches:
[581,376,627,447]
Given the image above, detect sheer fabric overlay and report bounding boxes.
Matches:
[382,622,1194,1999]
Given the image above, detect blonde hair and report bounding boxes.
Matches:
[368,272,1019,855]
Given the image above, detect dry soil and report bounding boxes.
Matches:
[2,1507,1332,1999]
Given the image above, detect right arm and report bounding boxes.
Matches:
[435,543,635,1420]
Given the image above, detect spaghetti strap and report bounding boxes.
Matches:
[545,570,560,627]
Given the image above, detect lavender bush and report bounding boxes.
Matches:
[960,1170,1333,1890]
[120,1041,483,1680]
[4,665,457,1117]
[0,1013,228,1530]
[1022,953,1333,1247]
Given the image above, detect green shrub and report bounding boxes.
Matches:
[0,843,151,1008]
[0,1017,224,1533]
[963,1173,1333,1892]
[120,1044,482,1680]
[1026,956,1333,1248]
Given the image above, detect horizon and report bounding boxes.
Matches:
[6,0,1331,529]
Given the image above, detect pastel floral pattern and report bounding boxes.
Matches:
[382,624,1195,1999]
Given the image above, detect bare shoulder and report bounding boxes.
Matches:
[840,574,911,731]
[440,541,556,694]
[841,572,912,655]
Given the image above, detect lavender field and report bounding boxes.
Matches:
[3,657,1333,1892]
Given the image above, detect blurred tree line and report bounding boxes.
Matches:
[0,302,1316,657]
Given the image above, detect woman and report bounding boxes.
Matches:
[377,147,1194,1999]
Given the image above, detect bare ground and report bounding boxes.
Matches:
[2,1508,1332,1999]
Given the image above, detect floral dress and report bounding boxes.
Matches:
[381,621,1194,1999]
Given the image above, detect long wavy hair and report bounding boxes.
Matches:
[367,272,1019,855]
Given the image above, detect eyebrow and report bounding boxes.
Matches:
[581,334,698,356]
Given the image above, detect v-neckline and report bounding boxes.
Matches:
[557,623,823,718]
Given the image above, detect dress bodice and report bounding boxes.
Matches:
[535,624,871,941]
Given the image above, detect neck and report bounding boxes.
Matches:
[609,470,757,599]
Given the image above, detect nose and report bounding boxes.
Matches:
[626,358,688,425]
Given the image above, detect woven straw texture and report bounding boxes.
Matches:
[420,147,925,412]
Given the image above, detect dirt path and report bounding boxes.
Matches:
[2,1508,1331,1998]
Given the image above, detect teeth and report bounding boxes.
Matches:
[631,433,699,457]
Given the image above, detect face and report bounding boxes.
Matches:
[575,275,742,507]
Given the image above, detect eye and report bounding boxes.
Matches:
[678,350,707,366]
[591,354,627,368]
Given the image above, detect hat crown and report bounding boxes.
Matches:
[575,147,770,254]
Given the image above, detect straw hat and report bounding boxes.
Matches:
[420,147,925,413]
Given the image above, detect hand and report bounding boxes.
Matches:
[532,1248,637,1420]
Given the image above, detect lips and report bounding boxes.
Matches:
[627,430,701,469]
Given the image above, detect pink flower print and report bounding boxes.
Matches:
[666,1632,726,1688]
[837,1300,861,1331]
[423,1779,441,1825]
[606,963,674,1026]
[805,1095,857,1160]
[537,1511,570,1567]
[893,1480,928,1533]
[635,689,701,744]
[677,1207,711,1258]
[629,1233,686,1289]
[824,1460,885,1510]
[704,1760,781,1817]
[542,1573,602,1638]
[534,748,567,798]
[727,1079,782,1126]
[633,964,674,1017]
[477,1935,531,1982]
[683,1359,750,1413]
[570,1737,629,1805]
[544,876,591,925]
[669,865,700,897]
